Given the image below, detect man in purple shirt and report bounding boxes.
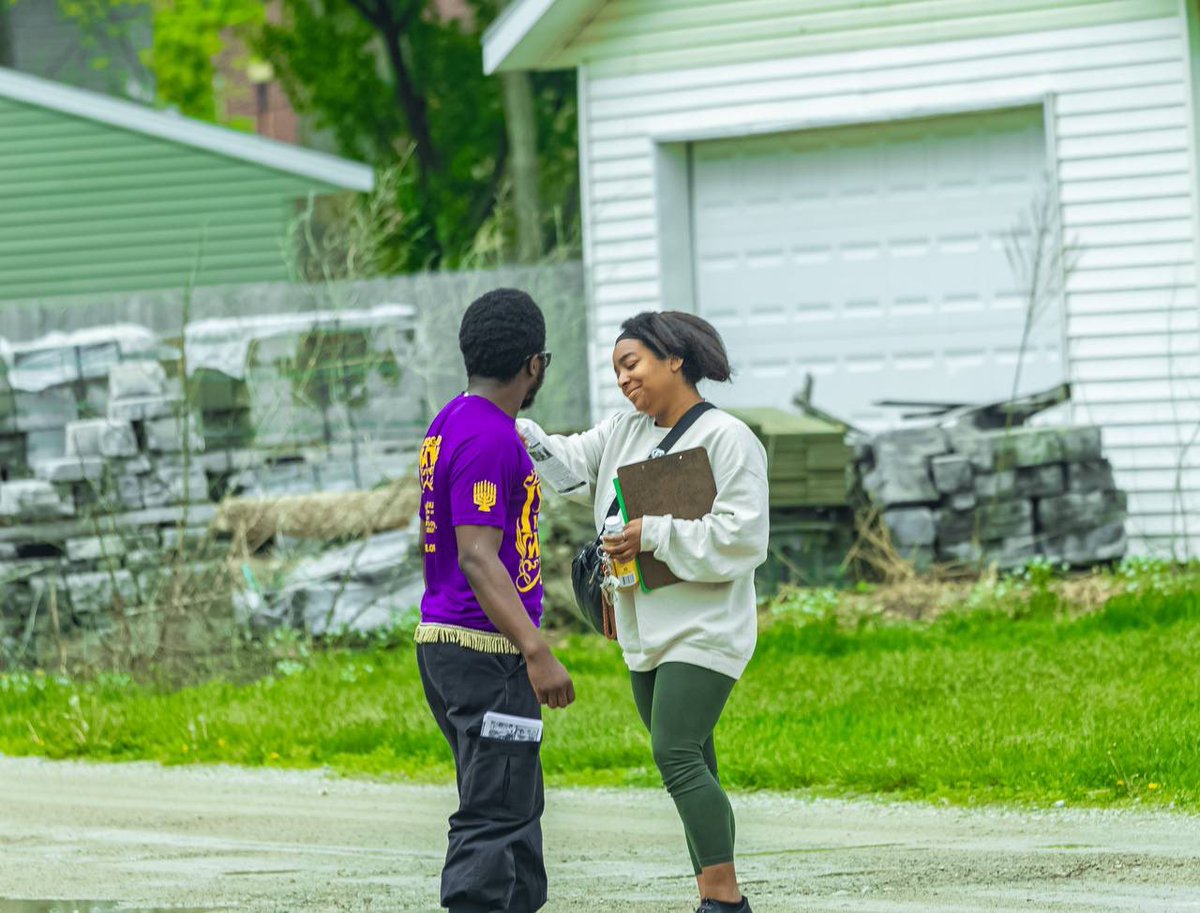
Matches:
[415,288,575,913]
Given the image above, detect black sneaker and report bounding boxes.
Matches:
[697,897,752,913]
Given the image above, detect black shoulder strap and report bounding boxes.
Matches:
[603,401,716,520]
[655,400,716,456]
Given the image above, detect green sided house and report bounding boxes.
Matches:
[0,67,374,302]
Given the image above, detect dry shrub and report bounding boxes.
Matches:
[841,505,919,586]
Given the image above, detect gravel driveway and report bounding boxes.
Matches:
[1,756,1197,912]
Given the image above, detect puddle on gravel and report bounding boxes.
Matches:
[0,902,216,913]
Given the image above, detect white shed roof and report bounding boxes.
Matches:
[0,66,375,192]
[482,0,603,73]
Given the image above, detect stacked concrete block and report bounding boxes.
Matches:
[108,395,182,422]
[144,415,203,453]
[0,337,210,644]
[138,462,210,508]
[239,322,423,450]
[66,419,140,459]
[62,569,139,615]
[33,456,106,483]
[225,443,412,498]
[21,430,65,468]
[853,422,1127,569]
[14,387,79,432]
[1,315,426,662]
[239,529,423,636]
[64,534,129,563]
[0,480,74,520]
[0,336,134,474]
[109,361,168,400]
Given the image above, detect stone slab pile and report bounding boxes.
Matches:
[185,304,424,450]
[0,330,160,478]
[235,528,423,636]
[0,315,427,661]
[852,421,1127,569]
[0,354,217,648]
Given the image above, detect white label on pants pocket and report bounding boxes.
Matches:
[481,711,543,743]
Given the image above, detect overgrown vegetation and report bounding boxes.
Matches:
[2,560,1197,809]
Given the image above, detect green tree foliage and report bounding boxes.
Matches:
[147,0,264,123]
[15,0,154,97]
[1,2,15,69]
[18,0,262,119]
[256,0,578,271]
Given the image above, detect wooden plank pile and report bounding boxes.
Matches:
[728,407,851,508]
[728,407,855,590]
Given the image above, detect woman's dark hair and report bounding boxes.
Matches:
[459,288,546,381]
[617,311,732,385]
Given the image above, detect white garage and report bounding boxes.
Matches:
[689,106,1062,427]
[485,0,1200,556]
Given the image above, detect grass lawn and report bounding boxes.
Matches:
[1,561,1197,809]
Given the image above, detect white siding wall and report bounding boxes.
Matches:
[558,0,1180,75]
[577,15,1199,556]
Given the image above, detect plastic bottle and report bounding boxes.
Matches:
[602,515,640,590]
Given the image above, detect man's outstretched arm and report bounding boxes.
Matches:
[456,525,575,709]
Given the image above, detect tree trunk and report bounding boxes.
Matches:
[500,69,543,262]
[348,0,444,262]
[385,32,443,262]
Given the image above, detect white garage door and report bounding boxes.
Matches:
[691,107,1065,429]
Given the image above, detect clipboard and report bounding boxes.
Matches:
[613,446,717,592]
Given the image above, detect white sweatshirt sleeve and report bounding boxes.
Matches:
[528,414,620,499]
[639,461,770,584]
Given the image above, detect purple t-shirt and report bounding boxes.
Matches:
[418,394,543,631]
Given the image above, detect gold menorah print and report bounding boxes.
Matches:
[472,480,498,513]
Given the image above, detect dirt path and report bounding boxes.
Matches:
[1,756,1198,912]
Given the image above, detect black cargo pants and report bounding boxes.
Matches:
[417,642,547,913]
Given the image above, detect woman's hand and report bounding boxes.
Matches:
[602,517,643,563]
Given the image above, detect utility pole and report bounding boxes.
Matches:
[498,0,543,263]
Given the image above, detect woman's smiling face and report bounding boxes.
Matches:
[612,338,682,417]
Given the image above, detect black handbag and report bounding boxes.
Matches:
[570,402,716,637]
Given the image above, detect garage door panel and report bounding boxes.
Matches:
[699,263,1026,330]
[691,108,1064,428]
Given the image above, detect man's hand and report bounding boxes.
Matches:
[456,525,575,709]
[601,517,643,564]
[525,644,575,709]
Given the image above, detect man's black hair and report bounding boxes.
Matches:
[459,288,546,381]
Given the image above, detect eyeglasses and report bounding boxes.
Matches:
[529,350,552,369]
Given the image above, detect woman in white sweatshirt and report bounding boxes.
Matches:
[533,311,769,913]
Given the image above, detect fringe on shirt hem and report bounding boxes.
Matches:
[413,623,520,655]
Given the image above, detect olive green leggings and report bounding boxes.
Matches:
[630,662,737,875]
